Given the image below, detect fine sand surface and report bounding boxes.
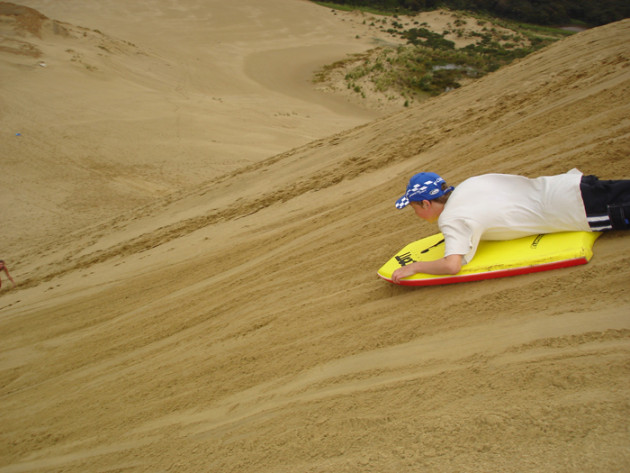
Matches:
[1,1,630,472]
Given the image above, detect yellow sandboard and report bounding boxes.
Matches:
[378,231,601,286]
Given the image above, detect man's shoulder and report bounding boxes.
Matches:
[457,173,511,188]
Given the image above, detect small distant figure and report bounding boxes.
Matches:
[0,260,16,289]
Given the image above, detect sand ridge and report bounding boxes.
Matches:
[1,1,630,472]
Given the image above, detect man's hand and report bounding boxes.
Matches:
[391,265,417,284]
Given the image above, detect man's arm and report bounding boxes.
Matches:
[391,254,463,283]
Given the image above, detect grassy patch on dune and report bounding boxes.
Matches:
[314,7,573,106]
[313,1,409,16]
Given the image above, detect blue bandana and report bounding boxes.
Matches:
[395,172,454,209]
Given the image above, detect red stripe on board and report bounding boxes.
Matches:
[380,257,589,287]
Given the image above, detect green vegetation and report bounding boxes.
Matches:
[312,0,630,26]
[313,1,410,16]
[313,7,574,105]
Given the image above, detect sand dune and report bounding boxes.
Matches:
[1,0,390,255]
[1,1,630,472]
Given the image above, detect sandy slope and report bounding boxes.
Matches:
[1,1,630,472]
[1,0,392,254]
